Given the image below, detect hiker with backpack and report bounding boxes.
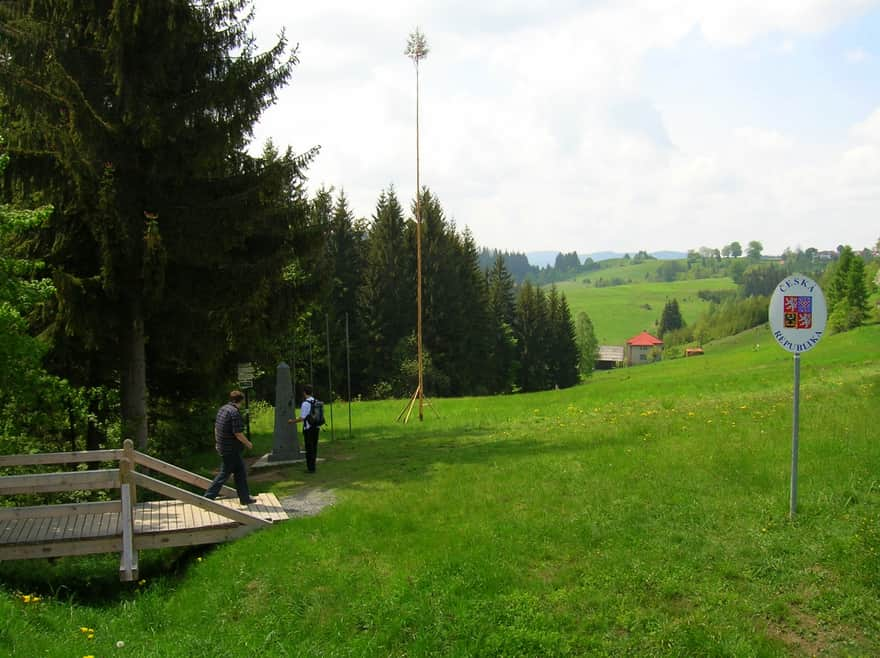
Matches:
[294,384,324,473]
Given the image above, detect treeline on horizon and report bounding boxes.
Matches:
[479,241,880,288]
[306,186,582,404]
[650,244,879,351]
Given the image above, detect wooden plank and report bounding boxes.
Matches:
[44,517,66,541]
[133,451,236,498]
[131,472,269,527]
[0,469,119,495]
[0,501,119,521]
[14,519,35,543]
[69,511,87,540]
[184,500,195,530]
[0,450,122,467]
[0,536,122,560]
[100,512,118,537]
[1,519,26,543]
[171,501,183,530]
[54,514,74,541]
[133,524,256,550]
[24,518,46,543]
[80,511,99,539]
[0,519,17,542]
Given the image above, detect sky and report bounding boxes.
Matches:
[247,0,880,257]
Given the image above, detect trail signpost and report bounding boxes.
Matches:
[768,275,827,518]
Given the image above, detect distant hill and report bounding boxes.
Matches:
[525,250,687,266]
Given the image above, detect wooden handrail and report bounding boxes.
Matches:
[133,450,235,498]
[0,449,123,467]
[0,469,120,495]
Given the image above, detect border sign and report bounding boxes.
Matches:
[237,362,255,389]
[768,275,826,518]
[769,276,827,353]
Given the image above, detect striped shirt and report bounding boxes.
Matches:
[215,403,244,455]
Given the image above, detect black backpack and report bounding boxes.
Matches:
[307,398,325,427]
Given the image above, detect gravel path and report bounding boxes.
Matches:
[278,487,337,518]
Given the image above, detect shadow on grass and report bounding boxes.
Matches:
[0,544,214,606]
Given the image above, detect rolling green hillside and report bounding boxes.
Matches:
[3,324,879,656]
[555,276,737,344]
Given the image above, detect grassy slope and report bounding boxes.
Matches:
[2,324,879,656]
[556,276,735,345]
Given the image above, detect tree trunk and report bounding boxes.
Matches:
[121,298,148,449]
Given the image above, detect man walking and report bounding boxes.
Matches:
[294,384,321,473]
[205,390,257,505]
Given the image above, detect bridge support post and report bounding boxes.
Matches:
[119,439,139,581]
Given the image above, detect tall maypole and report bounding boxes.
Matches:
[402,28,429,422]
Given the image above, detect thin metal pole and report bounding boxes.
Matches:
[292,331,299,456]
[790,352,801,519]
[325,314,335,441]
[309,335,314,385]
[346,312,352,440]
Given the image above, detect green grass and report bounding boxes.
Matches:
[555,276,737,344]
[583,258,672,283]
[2,324,879,656]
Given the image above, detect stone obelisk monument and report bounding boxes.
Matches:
[268,362,300,462]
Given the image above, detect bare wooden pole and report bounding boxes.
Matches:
[405,28,429,423]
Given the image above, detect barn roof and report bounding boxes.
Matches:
[627,331,663,346]
[597,345,625,361]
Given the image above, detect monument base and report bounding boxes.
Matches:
[251,451,307,469]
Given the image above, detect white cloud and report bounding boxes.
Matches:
[846,47,870,62]
[247,0,880,254]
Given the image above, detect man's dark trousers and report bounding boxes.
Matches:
[205,451,251,503]
[303,427,320,472]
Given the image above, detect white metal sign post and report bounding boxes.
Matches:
[768,276,827,519]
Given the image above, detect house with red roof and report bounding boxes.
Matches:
[626,331,663,366]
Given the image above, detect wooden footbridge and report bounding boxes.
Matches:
[0,440,287,581]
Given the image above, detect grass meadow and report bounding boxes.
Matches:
[555,276,736,344]
[1,323,879,656]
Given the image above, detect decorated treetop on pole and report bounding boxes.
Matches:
[405,28,429,66]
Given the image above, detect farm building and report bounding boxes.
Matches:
[596,345,625,370]
[626,331,663,365]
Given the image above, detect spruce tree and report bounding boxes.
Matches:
[486,253,518,392]
[576,311,598,377]
[515,281,550,392]
[658,298,685,337]
[550,290,581,388]
[0,1,316,447]
[326,190,367,397]
[360,187,413,394]
[416,189,491,396]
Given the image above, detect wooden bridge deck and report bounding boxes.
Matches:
[0,441,290,579]
[0,493,287,561]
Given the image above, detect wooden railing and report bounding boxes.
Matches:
[0,440,269,580]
